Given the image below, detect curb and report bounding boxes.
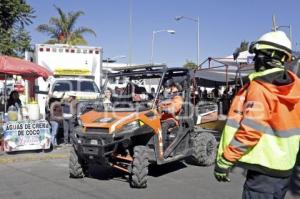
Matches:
[0,150,69,164]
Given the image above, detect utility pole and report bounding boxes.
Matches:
[175,16,200,65]
[272,15,292,46]
[128,0,133,66]
[272,15,277,31]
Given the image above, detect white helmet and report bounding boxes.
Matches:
[249,31,292,62]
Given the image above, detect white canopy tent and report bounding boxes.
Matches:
[213,51,254,68]
[194,51,255,87]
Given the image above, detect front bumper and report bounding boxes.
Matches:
[71,129,130,164]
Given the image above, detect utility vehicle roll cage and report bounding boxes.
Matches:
[103,65,190,108]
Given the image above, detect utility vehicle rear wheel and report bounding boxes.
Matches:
[130,146,149,188]
[190,131,217,166]
[69,147,88,178]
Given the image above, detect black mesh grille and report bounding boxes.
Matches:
[86,128,109,134]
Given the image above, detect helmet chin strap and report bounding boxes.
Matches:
[266,59,283,68]
[254,53,284,72]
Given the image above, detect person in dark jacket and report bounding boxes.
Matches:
[7,90,21,109]
[62,95,78,145]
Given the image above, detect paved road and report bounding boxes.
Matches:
[0,150,298,199]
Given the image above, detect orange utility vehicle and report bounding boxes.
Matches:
[69,65,217,188]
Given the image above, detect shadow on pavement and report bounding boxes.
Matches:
[88,164,126,181]
[149,161,187,177]
[86,161,188,182]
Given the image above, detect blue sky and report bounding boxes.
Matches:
[26,0,300,66]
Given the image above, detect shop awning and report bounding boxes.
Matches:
[0,56,52,79]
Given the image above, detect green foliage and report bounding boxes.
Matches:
[0,0,34,57]
[0,0,34,30]
[37,5,96,45]
[239,40,249,52]
[183,60,198,70]
[0,27,32,57]
[233,40,249,60]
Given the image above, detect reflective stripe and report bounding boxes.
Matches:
[241,118,265,132]
[229,138,249,153]
[226,119,240,129]
[256,41,292,54]
[248,67,284,81]
[239,134,300,171]
[217,125,238,162]
[217,156,233,168]
[242,118,300,138]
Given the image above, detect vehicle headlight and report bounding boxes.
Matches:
[123,121,139,131]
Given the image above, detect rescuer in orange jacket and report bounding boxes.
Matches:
[214,30,300,199]
[159,79,183,124]
[159,79,183,148]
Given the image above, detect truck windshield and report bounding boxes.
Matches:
[52,80,100,93]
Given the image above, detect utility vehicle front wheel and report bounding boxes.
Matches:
[130,145,149,188]
[69,147,88,178]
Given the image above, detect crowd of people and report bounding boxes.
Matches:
[192,85,241,115]
[4,78,241,150]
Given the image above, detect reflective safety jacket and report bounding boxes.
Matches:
[159,95,183,122]
[217,67,300,177]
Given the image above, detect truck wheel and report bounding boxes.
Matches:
[69,147,88,178]
[190,132,217,166]
[130,146,149,188]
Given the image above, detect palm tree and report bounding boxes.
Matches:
[36,5,96,45]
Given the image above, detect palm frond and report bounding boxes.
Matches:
[45,39,60,44]
[49,17,66,34]
[37,6,96,45]
[53,5,67,25]
[69,36,87,45]
[49,17,61,27]
[36,24,57,35]
[73,27,96,37]
[67,11,84,32]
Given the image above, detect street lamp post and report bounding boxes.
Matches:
[272,15,292,46]
[277,25,292,44]
[175,15,200,66]
[151,29,175,64]
[128,0,133,66]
